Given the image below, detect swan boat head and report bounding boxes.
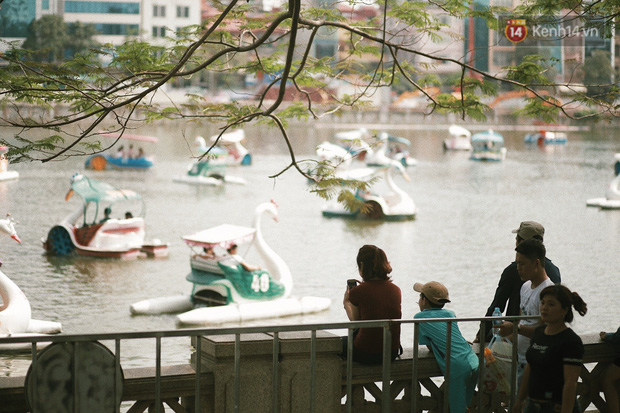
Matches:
[0,214,21,244]
[251,201,292,298]
[0,215,31,335]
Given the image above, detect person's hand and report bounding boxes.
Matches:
[600,331,607,340]
[343,288,350,307]
[496,321,515,338]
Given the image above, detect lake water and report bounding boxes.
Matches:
[1,121,619,375]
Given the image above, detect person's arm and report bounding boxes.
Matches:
[475,266,515,342]
[240,261,260,272]
[517,322,542,339]
[486,266,516,316]
[560,364,581,413]
[513,363,531,413]
[601,327,620,346]
[343,288,361,321]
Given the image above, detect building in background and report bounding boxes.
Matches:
[0,0,201,49]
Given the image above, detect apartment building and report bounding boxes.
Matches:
[0,0,201,47]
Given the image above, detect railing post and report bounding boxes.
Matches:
[382,323,392,413]
[411,322,420,413]
[477,320,487,413]
[443,321,452,413]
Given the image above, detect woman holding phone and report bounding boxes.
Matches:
[342,244,402,364]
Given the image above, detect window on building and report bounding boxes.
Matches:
[177,6,189,18]
[94,23,139,35]
[152,26,166,37]
[153,5,166,16]
[316,44,336,60]
[42,0,50,10]
[65,1,140,14]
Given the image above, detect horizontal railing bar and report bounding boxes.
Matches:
[0,315,535,345]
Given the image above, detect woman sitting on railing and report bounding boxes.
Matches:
[514,284,587,413]
[342,244,402,364]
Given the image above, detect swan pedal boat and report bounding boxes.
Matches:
[85,131,158,171]
[195,129,252,166]
[321,161,416,220]
[320,129,417,168]
[1,216,62,351]
[42,174,168,259]
[470,130,507,161]
[443,125,472,151]
[0,145,19,181]
[524,131,568,145]
[365,132,418,168]
[130,202,331,326]
[586,154,620,210]
[174,150,247,186]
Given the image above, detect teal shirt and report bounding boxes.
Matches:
[414,308,479,377]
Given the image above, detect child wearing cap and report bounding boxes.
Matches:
[414,281,479,413]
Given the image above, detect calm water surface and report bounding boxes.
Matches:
[1,122,618,375]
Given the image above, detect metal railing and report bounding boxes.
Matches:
[0,314,531,413]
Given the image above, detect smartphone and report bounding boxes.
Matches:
[347,279,358,289]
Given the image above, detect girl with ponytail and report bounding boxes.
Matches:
[342,245,402,364]
[514,285,588,413]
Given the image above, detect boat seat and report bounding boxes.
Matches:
[191,256,225,274]
[74,223,104,246]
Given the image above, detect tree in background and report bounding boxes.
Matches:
[21,15,99,63]
[1,0,619,207]
[66,22,101,57]
[21,15,68,63]
[583,50,613,100]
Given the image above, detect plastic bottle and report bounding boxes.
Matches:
[492,307,502,325]
[492,307,502,336]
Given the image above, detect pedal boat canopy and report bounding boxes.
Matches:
[66,174,144,225]
[182,224,256,250]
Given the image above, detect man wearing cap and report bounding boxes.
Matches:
[497,238,555,388]
[476,221,561,343]
[414,281,479,413]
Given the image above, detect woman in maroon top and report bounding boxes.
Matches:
[343,244,402,364]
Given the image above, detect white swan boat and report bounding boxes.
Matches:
[321,160,416,220]
[524,130,568,145]
[587,153,620,210]
[470,130,507,161]
[195,129,252,166]
[0,145,19,182]
[130,202,331,326]
[42,173,168,259]
[174,142,247,186]
[317,129,417,169]
[444,125,472,151]
[366,133,418,168]
[1,215,62,351]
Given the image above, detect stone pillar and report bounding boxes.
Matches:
[193,331,342,413]
[277,331,342,413]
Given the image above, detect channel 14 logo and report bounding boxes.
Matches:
[499,15,610,46]
[505,19,527,43]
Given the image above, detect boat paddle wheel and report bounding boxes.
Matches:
[360,200,385,220]
[44,226,75,256]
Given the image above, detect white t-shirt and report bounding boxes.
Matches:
[517,277,554,363]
